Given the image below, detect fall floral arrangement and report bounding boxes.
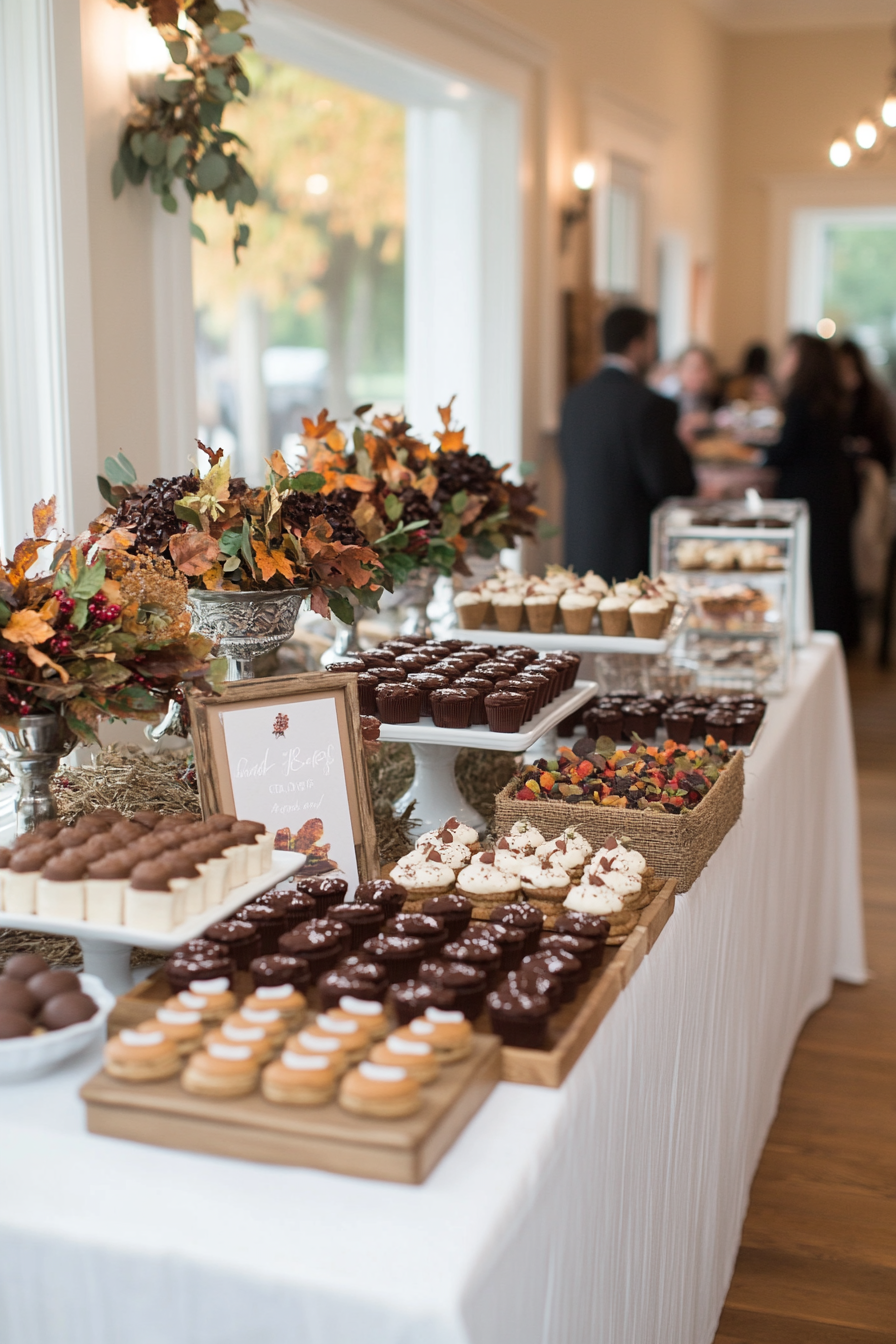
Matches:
[514,735,734,813]
[93,443,384,625]
[0,500,221,741]
[297,400,543,585]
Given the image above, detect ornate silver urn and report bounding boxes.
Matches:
[188,588,304,681]
[0,712,78,835]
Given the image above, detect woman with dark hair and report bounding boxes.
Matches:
[765,333,859,649]
[725,342,776,405]
[838,339,895,474]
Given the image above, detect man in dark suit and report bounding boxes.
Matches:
[559,306,695,579]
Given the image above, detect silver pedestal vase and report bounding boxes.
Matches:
[0,712,78,836]
[398,566,438,636]
[188,589,304,681]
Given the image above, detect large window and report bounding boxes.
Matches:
[790,206,896,388]
[193,57,405,479]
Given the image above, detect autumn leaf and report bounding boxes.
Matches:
[198,438,224,466]
[301,410,339,440]
[25,647,69,683]
[91,527,136,552]
[32,496,56,538]
[8,538,50,586]
[417,474,439,499]
[2,609,55,646]
[343,474,376,493]
[435,429,467,453]
[309,587,331,617]
[352,500,386,542]
[437,397,455,429]
[168,531,220,576]
[335,547,377,588]
[267,449,289,479]
[251,539,295,583]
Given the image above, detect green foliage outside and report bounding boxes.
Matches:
[823,225,896,387]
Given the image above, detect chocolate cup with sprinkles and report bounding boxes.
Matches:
[429,687,478,729]
[375,682,422,724]
[484,691,527,734]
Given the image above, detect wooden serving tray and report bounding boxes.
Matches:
[108,880,676,1091]
[81,1033,501,1185]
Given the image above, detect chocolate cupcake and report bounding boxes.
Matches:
[484,691,527,734]
[539,932,599,973]
[421,893,472,938]
[487,983,550,1049]
[621,701,660,741]
[584,704,623,742]
[475,659,518,681]
[278,926,343,976]
[493,678,535,722]
[295,875,349,918]
[407,671,450,714]
[429,687,477,729]
[663,703,695,744]
[489,902,545,955]
[327,902,385,949]
[250,953,310,992]
[238,902,287,956]
[704,707,737,742]
[451,680,488,724]
[356,671,380,715]
[375,682,422,724]
[417,958,487,1020]
[515,670,551,714]
[326,657,366,673]
[505,965,562,1012]
[204,918,261,970]
[733,715,758,745]
[478,921,526,972]
[441,938,502,989]
[385,912,447,952]
[317,963,388,1010]
[255,889,316,929]
[522,949,582,1002]
[357,650,396,669]
[303,917,352,957]
[554,911,610,950]
[354,878,407,918]
[375,664,407,685]
[164,950,235,993]
[360,934,426,982]
[388,978,456,1025]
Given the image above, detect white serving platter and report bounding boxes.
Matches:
[0,851,306,954]
[377,680,597,753]
[441,602,687,654]
[0,973,116,1083]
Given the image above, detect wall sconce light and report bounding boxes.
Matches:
[561,161,594,252]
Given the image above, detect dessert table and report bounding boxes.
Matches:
[0,635,865,1344]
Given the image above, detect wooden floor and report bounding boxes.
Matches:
[713,653,896,1343]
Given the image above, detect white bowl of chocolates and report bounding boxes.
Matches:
[0,953,115,1082]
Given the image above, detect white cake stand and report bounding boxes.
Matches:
[378,680,597,837]
[0,852,306,993]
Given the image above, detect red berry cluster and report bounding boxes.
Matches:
[86,592,121,626]
[53,589,75,620]
[0,649,16,672]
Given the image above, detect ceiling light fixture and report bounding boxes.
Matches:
[830,26,896,167]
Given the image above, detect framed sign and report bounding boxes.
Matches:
[187,672,378,886]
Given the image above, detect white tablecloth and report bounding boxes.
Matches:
[0,635,866,1344]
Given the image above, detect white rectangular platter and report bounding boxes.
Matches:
[0,851,306,952]
[377,680,597,752]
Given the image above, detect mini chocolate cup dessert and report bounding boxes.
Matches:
[451,680,488,725]
[385,912,447,953]
[295,876,350,919]
[441,938,502,990]
[303,917,352,957]
[0,979,40,1017]
[387,979,456,1025]
[504,966,562,1012]
[417,958,487,1020]
[250,953,310,992]
[474,659,518,681]
[664,705,695,744]
[515,671,550,713]
[406,672,450,715]
[109,819,151,845]
[316,965,388,1011]
[356,671,380,715]
[393,653,435,674]
[171,938,223,960]
[621,702,660,741]
[254,889,316,929]
[584,705,623,741]
[554,912,610,951]
[488,903,545,955]
[360,934,426,982]
[164,952,235,994]
[131,810,164,830]
[421,893,472,939]
[40,990,97,1030]
[704,708,737,742]
[326,657,366,673]
[478,921,526,972]
[27,969,81,1004]
[539,932,599,974]
[278,927,344,977]
[733,716,758,745]
[429,687,477,729]
[487,984,550,1049]
[375,665,407,685]
[522,950,582,1002]
[8,844,52,874]
[357,650,396,669]
[0,1010,33,1039]
[484,691,527,735]
[354,879,407,918]
[203,919,261,971]
[493,679,535,722]
[3,953,50,982]
[375,682,422,724]
[238,903,288,956]
[327,902,385,950]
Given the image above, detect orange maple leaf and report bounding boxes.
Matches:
[2,609,54,646]
[32,497,56,538]
[301,410,339,440]
[437,397,456,429]
[435,428,467,453]
[342,474,376,493]
[251,539,295,584]
[7,538,50,586]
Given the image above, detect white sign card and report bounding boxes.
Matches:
[219,696,359,888]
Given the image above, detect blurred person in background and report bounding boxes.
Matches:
[838,338,895,600]
[671,345,722,450]
[765,333,859,649]
[559,305,695,579]
[724,342,777,406]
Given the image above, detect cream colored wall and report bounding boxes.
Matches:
[715,23,895,370]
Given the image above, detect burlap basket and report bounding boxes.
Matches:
[493,750,745,892]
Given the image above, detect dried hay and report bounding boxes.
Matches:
[51,745,200,822]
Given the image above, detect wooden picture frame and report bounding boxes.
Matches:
[187,672,378,885]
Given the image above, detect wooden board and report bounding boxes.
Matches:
[81,1033,501,1185]
[494,879,676,1088]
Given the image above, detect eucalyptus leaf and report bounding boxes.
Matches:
[161,191,178,214]
[199,100,224,130]
[384,493,403,522]
[218,528,243,555]
[111,160,126,198]
[209,30,244,55]
[166,134,187,170]
[222,555,242,572]
[173,501,202,528]
[451,490,468,513]
[142,131,165,166]
[129,131,144,158]
[216,9,249,30]
[158,77,190,105]
[238,174,258,206]
[196,151,229,191]
[71,598,89,630]
[281,471,325,494]
[166,38,188,64]
[190,220,208,243]
[0,599,10,626]
[235,72,250,96]
[97,476,116,506]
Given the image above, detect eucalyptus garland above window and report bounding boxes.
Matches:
[112,0,258,261]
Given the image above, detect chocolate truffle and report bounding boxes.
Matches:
[0,978,40,1017]
[27,968,81,1003]
[4,953,50,982]
[0,1010,33,1039]
[250,953,310,992]
[353,879,406,918]
[40,990,97,1030]
[87,853,136,882]
[487,983,551,1049]
[9,845,50,873]
[131,810,164,829]
[387,978,456,1025]
[421,893,472,938]
[110,820,150,844]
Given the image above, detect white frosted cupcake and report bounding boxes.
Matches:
[554,826,594,866]
[417,817,480,853]
[454,588,490,629]
[629,595,668,639]
[565,872,639,937]
[519,857,571,902]
[533,837,586,880]
[579,571,609,597]
[597,594,631,637]
[558,588,598,634]
[492,590,524,632]
[590,836,647,877]
[486,839,531,876]
[523,592,558,633]
[507,819,546,854]
[413,832,471,873]
[390,854,455,897]
[455,857,520,904]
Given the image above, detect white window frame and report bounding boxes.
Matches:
[789,204,896,335]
